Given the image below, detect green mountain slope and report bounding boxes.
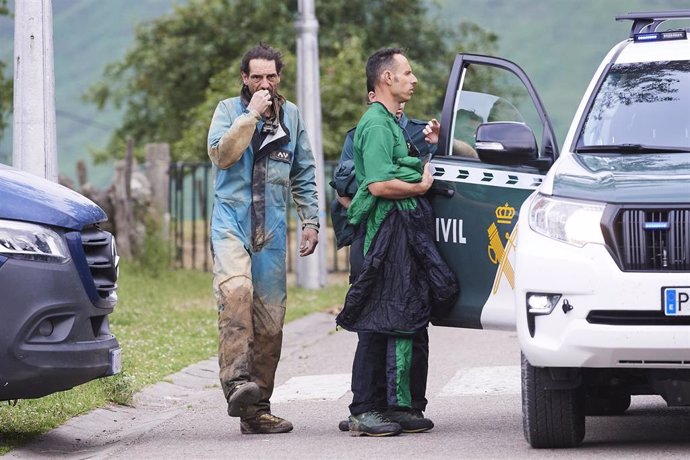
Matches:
[1,0,688,184]
[0,0,184,185]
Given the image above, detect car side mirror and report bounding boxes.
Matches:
[475,122,539,165]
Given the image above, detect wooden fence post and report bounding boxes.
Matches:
[145,143,171,240]
[112,138,135,258]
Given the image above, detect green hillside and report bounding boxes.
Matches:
[1,0,689,184]
[0,0,185,185]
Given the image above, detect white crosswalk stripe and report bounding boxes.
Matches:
[272,374,352,403]
[271,366,521,403]
[439,366,521,396]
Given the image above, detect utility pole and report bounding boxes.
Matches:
[295,0,327,288]
[12,0,58,181]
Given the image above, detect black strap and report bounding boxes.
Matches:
[250,131,268,250]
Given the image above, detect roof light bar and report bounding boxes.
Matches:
[633,30,688,42]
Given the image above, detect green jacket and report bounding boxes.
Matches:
[347,155,423,253]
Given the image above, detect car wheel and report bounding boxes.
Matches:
[521,353,585,448]
[585,391,631,416]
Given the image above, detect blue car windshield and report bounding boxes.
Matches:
[579,60,690,151]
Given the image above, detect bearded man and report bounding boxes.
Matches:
[207,43,319,435]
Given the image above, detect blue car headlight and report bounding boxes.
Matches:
[0,219,69,263]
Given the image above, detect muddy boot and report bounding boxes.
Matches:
[227,382,261,417]
[240,413,293,434]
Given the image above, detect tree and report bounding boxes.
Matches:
[0,0,11,138]
[87,0,498,161]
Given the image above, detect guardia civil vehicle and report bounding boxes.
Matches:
[429,10,690,448]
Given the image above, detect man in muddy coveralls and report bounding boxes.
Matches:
[207,43,319,435]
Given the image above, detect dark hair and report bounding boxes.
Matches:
[240,43,284,75]
[365,47,405,93]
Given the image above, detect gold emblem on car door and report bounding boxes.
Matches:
[487,203,517,292]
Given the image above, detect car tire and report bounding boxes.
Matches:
[585,391,631,416]
[521,353,585,448]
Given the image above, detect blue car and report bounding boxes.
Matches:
[0,163,120,400]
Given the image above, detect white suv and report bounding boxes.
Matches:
[428,10,690,447]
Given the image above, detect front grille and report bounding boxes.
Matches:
[606,206,690,271]
[587,310,690,325]
[80,226,118,298]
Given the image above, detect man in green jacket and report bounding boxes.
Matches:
[345,47,434,437]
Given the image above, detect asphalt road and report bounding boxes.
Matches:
[8,312,690,459]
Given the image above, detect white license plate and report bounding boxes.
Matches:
[663,287,690,316]
[109,348,123,375]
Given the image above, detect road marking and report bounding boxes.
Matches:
[272,374,351,403]
[439,366,521,396]
[271,367,521,403]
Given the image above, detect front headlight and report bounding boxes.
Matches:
[0,219,70,262]
[528,194,605,247]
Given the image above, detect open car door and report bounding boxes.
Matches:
[429,54,559,330]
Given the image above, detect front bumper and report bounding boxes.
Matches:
[0,256,120,400]
[515,223,690,368]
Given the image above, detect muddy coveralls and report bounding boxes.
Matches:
[207,96,319,417]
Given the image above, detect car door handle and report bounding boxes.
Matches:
[428,183,455,198]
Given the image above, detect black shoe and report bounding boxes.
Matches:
[240,412,293,434]
[338,419,349,431]
[384,409,434,433]
[348,411,402,437]
[227,382,261,417]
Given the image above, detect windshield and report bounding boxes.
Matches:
[579,61,690,151]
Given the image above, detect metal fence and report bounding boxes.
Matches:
[168,161,349,273]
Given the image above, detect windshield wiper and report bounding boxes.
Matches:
[576,144,690,153]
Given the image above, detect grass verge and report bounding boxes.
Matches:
[0,263,348,454]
